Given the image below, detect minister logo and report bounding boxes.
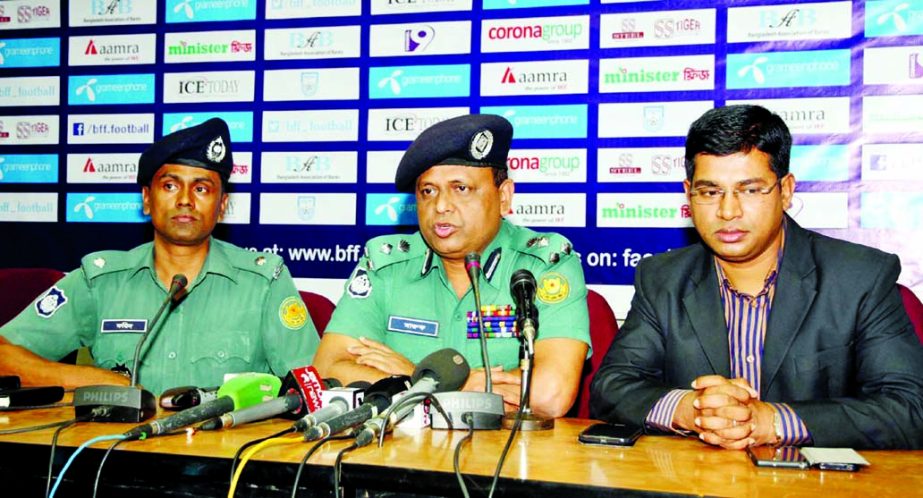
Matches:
[164,30,255,63]
[0,154,57,183]
[599,55,714,93]
[866,0,923,37]
[0,37,59,67]
[481,105,587,139]
[727,49,850,89]
[66,193,147,223]
[166,0,256,23]
[68,74,154,105]
[597,193,692,228]
[163,112,253,143]
[370,65,470,99]
[366,194,416,226]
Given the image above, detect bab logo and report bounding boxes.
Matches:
[95,0,133,15]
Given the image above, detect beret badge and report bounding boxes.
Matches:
[207,135,226,163]
[469,129,493,160]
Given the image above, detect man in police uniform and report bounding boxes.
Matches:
[314,114,590,418]
[0,118,320,395]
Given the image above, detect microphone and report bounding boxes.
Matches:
[73,274,188,423]
[0,376,21,392]
[355,348,470,446]
[123,372,280,440]
[159,385,219,410]
[0,386,64,409]
[304,375,411,441]
[294,381,369,431]
[510,269,538,344]
[464,252,493,392]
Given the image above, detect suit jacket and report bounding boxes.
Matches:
[590,218,923,449]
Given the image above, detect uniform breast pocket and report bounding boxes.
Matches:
[189,332,253,369]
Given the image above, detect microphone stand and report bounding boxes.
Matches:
[502,306,553,431]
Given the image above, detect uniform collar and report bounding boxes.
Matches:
[129,237,238,289]
[418,220,507,289]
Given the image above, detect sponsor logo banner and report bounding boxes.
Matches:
[0,154,57,183]
[787,192,848,229]
[599,54,714,93]
[264,68,360,101]
[727,97,850,135]
[69,1,156,27]
[791,145,850,182]
[482,15,590,53]
[862,192,923,229]
[67,153,139,183]
[600,9,716,48]
[482,59,588,96]
[864,45,923,85]
[726,49,850,89]
[371,0,471,15]
[370,64,470,99]
[66,192,148,223]
[367,107,469,142]
[366,150,404,183]
[0,37,59,67]
[163,112,253,143]
[69,33,156,66]
[370,21,472,57]
[599,101,713,138]
[727,2,852,42]
[366,193,417,226]
[0,192,56,221]
[485,0,588,9]
[265,25,361,60]
[506,149,587,183]
[597,147,686,182]
[266,0,361,19]
[163,70,255,103]
[597,193,692,228]
[261,151,358,183]
[230,151,252,184]
[220,192,250,224]
[481,104,587,139]
[263,109,359,142]
[0,1,60,30]
[506,193,586,227]
[866,0,923,37]
[165,0,256,23]
[0,115,58,145]
[0,76,59,106]
[862,143,923,181]
[164,30,256,63]
[68,74,155,105]
[259,193,357,225]
[68,113,153,144]
[863,95,923,133]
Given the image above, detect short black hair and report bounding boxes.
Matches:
[491,167,508,187]
[684,105,792,181]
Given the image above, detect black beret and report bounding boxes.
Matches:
[395,114,513,193]
[137,117,233,186]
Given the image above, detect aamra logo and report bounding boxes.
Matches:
[405,26,434,52]
[737,56,768,84]
[84,158,95,172]
[75,79,98,101]
[378,70,403,95]
[502,67,516,83]
[74,195,96,219]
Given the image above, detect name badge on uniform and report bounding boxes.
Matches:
[101,319,148,334]
[388,316,439,337]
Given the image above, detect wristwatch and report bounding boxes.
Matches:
[772,411,784,445]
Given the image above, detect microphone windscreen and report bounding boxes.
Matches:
[346,380,372,389]
[172,274,188,289]
[363,375,411,410]
[324,378,343,389]
[217,373,282,410]
[411,348,470,391]
[510,269,536,293]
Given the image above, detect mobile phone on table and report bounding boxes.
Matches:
[578,423,642,447]
[747,446,809,469]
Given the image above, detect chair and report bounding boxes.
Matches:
[0,268,66,327]
[571,289,619,419]
[898,284,923,344]
[298,290,336,338]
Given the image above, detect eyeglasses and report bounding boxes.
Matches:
[688,180,781,205]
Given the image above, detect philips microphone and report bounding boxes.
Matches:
[304,375,411,441]
[355,348,470,446]
[510,269,539,344]
[123,372,280,440]
[504,268,552,431]
[465,252,492,392]
[74,274,188,423]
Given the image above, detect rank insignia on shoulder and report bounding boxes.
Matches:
[255,256,266,266]
[35,286,68,318]
[537,272,569,304]
[93,258,106,268]
[348,269,372,299]
[279,296,308,330]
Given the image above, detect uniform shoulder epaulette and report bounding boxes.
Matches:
[81,247,142,280]
[218,240,286,281]
[512,228,576,266]
[363,233,425,272]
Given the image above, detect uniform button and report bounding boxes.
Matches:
[454,314,462,320]
[217,351,226,359]
[746,355,755,364]
[168,352,177,359]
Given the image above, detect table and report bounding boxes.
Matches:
[1,405,921,497]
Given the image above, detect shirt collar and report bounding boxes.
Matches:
[714,223,786,299]
[418,220,507,289]
[129,237,238,288]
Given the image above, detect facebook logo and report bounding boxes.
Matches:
[73,123,85,136]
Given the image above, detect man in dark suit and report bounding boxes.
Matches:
[590,104,923,450]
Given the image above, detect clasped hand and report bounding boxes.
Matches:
[679,375,777,450]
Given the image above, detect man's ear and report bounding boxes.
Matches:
[498,178,514,215]
[141,186,151,216]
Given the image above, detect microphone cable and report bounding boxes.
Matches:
[92,437,128,498]
[332,442,359,498]
[0,402,72,411]
[48,433,126,498]
[44,407,111,497]
[228,435,302,498]
[486,381,532,498]
[0,415,82,436]
[289,434,353,498]
[369,392,454,448]
[228,426,295,482]
[452,413,476,498]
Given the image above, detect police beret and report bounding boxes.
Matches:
[395,114,513,193]
[137,117,233,186]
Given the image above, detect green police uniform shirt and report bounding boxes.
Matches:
[0,238,320,395]
[327,220,591,370]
